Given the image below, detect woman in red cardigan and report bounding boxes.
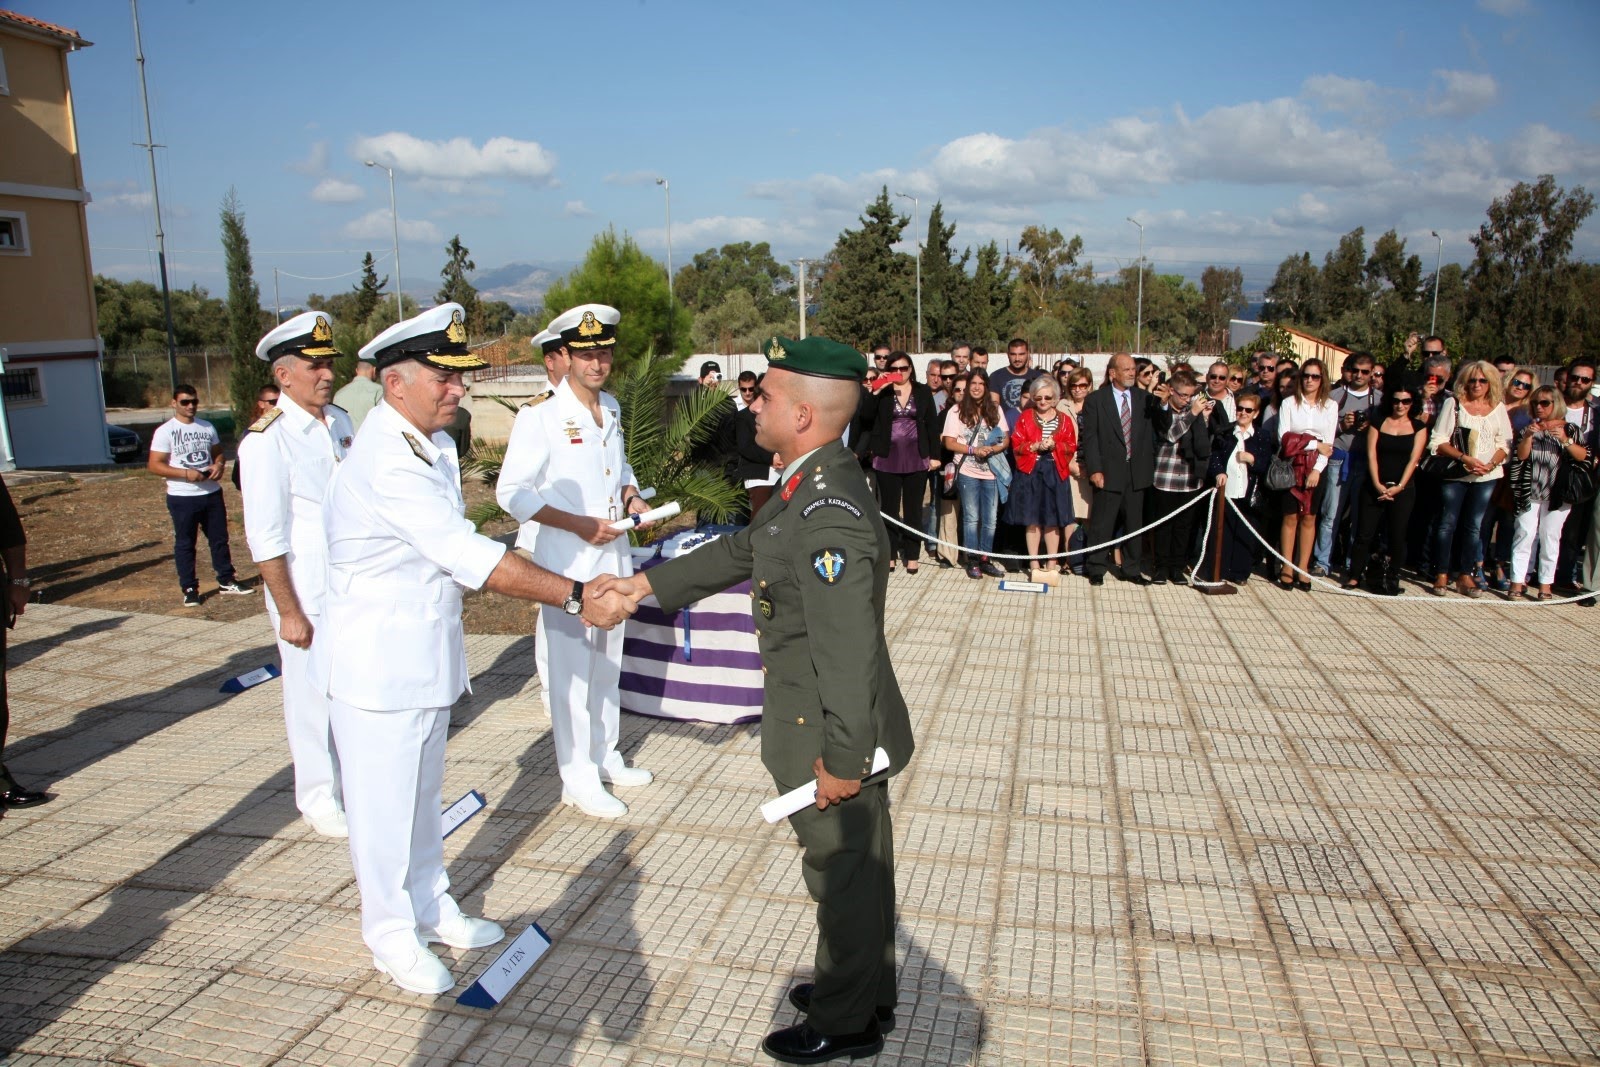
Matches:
[1008,376,1078,572]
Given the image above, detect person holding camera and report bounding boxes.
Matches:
[1313,351,1382,578]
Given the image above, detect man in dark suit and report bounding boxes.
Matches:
[1079,352,1172,585]
[593,336,914,1064]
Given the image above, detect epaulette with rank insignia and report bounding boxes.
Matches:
[521,389,554,409]
[246,408,284,434]
[400,432,433,467]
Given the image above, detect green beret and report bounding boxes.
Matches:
[760,335,866,381]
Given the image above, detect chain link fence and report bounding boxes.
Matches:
[102,348,236,409]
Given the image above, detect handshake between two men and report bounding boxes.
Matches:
[582,571,653,627]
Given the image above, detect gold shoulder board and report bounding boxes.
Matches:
[246,408,284,434]
[400,431,433,467]
[521,389,555,409]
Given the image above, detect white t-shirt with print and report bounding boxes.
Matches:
[151,416,221,497]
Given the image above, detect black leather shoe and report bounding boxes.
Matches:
[787,984,895,1033]
[0,782,51,808]
[1088,574,1104,586]
[761,1019,883,1064]
[1121,573,1151,586]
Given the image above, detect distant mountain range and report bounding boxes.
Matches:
[468,261,576,313]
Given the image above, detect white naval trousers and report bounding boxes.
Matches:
[328,698,462,958]
[269,607,342,819]
[540,604,625,791]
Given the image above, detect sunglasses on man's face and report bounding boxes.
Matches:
[176,398,198,406]
[1572,375,1595,385]
[1207,373,1227,381]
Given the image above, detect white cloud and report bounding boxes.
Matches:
[637,215,816,250]
[563,200,595,218]
[309,177,364,204]
[351,133,558,186]
[1302,74,1383,117]
[1505,122,1600,175]
[1477,0,1529,14]
[1426,70,1499,118]
[342,209,442,244]
[1272,193,1334,227]
[88,190,152,212]
[288,140,329,175]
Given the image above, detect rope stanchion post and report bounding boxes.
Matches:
[1195,488,1237,597]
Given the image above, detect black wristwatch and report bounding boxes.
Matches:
[562,579,585,615]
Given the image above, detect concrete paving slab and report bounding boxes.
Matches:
[3,583,1600,1064]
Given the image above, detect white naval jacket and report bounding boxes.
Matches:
[316,401,506,712]
[237,394,355,619]
[496,378,637,583]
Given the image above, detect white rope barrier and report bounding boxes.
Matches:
[1222,497,1593,607]
[877,486,1218,562]
[869,485,1590,607]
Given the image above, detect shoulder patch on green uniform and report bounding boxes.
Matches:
[246,408,283,434]
[400,431,433,466]
[811,547,847,584]
[801,497,863,520]
[521,389,554,410]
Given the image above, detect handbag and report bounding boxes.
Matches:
[1420,400,1471,480]
[1553,453,1598,507]
[1264,453,1295,492]
[939,463,958,499]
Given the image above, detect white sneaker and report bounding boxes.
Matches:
[373,942,453,995]
[421,913,505,950]
[561,785,627,819]
[303,808,349,838]
[216,580,255,596]
[600,763,654,787]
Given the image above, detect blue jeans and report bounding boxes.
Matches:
[957,474,998,557]
[1432,479,1496,578]
[1312,455,1345,571]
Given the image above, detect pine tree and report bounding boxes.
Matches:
[352,252,388,325]
[221,188,272,429]
[813,187,913,347]
[956,241,1013,348]
[437,235,481,332]
[919,202,969,350]
[540,227,690,372]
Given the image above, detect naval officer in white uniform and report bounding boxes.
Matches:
[523,325,566,715]
[318,302,635,995]
[238,311,355,837]
[497,303,654,819]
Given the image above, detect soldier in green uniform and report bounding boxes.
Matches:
[593,336,914,1064]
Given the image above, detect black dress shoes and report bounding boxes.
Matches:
[0,778,50,808]
[1121,573,1151,586]
[1088,574,1104,586]
[762,1019,883,1064]
[787,983,894,1033]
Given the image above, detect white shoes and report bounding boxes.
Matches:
[421,913,505,950]
[373,941,453,995]
[303,807,349,838]
[561,785,627,819]
[600,763,654,787]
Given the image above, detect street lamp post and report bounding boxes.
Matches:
[656,177,673,351]
[1430,230,1443,337]
[895,192,921,354]
[794,258,809,339]
[1126,217,1144,355]
[364,160,403,320]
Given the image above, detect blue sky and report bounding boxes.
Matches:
[22,0,1600,306]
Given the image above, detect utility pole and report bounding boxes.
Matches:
[656,177,673,351]
[895,192,921,354]
[794,258,809,339]
[131,0,178,392]
[1127,216,1144,355]
[364,161,403,320]
[273,267,281,323]
[1430,231,1443,337]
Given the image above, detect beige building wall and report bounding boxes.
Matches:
[0,32,80,189]
[0,194,96,342]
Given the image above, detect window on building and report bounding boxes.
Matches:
[2,367,42,405]
[0,212,27,255]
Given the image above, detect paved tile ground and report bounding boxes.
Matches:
[2,577,1599,1065]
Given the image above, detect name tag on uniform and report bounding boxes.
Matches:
[456,923,554,1009]
[442,789,487,838]
[221,663,281,693]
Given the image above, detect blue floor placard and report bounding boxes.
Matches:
[221,663,281,693]
[456,923,553,1009]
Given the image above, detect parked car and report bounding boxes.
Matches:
[106,422,142,463]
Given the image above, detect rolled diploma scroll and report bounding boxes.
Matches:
[759,747,891,824]
[609,501,681,531]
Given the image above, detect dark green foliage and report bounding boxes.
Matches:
[221,188,273,429]
[813,187,913,347]
[675,242,795,323]
[540,227,690,372]
[437,235,481,329]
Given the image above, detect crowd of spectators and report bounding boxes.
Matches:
[714,337,1600,603]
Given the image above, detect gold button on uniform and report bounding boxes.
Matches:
[797,717,805,725]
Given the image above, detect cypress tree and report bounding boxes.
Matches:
[813,187,912,348]
[222,188,272,429]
